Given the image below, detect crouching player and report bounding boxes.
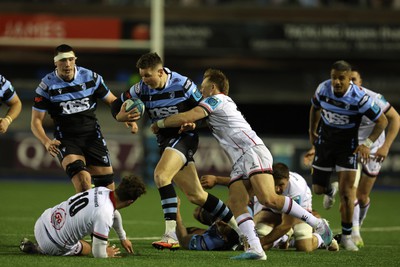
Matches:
[20,175,146,258]
[255,163,339,251]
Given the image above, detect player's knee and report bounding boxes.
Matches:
[66,160,87,179]
[256,223,273,237]
[258,194,279,209]
[92,174,114,187]
[293,223,313,241]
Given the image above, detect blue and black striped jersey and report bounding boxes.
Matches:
[0,75,16,106]
[33,66,111,134]
[121,67,202,137]
[312,79,382,142]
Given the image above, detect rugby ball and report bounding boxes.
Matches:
[124,98,145,117]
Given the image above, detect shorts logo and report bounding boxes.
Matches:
[348,156,355,165]
[250,162,258,170]
[51,208,66,230]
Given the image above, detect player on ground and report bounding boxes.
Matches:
[151,69,333,260]
[349,68,399,247]
[20,175,146,258]
[31,44,132,252]
[0,74,22,134]
[176,197,241,251]
[201,163,339,252]
[112,53,240,250]
[308,60,387,251]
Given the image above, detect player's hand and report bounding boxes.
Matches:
[354,145,371,164]
[178,122,196,134]
[150,122,159,134]
[374,145,389,163]
[0,118,10,134]
[120,239,133,254]
[303,147,315,167]
[44,139,61,157]
[200,175,217,189]
[125,121,139,134]
[117,102,140,122]
[106,244,121,258]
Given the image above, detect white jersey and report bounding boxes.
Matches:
[254,172,312,215]
[358,88,390,149]
[199,94,265,165]
[36,187,115,250]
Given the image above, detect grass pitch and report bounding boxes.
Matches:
[0,180,399,267]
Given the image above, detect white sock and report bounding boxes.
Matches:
[282,196,320,227]
[165,220,177,234]
[353,200,360,227]
[359,200,370,225]
[236,213,263,253]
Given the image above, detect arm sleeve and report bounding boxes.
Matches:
[92,237,108,258]
[112,210,127,240]
[111,98,123,119]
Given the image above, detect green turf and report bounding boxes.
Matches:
[1,181,399,267]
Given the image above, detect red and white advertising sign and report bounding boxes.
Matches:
[0,14,121,39]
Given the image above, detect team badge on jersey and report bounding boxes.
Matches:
[134,83,141,94]
[51,208,66,230]
[81,83,86,90]
[205,96,222,110]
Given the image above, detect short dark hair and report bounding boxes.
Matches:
[203,68,230,95]
[331,60,352,72]
[136,52,163,69]
[272,162,290,180]
[54,44,74,56]
[115,174,146,202]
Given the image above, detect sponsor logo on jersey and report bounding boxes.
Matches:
[39,82,48,90]
[51,208,66,230]
[59,97,90,114]
[183,79,192,90]
[149,106,179,118]
[321,110,350,125]
[359,95,369,107]
[34,96,43,103]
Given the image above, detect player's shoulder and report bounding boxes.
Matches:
[76,66,99,80]
[289,172,307,184]
[39,71,58,89]
[168,68,193,87]
[0,74,9,87]
[201,94,225,109]
[316,79,331,93]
